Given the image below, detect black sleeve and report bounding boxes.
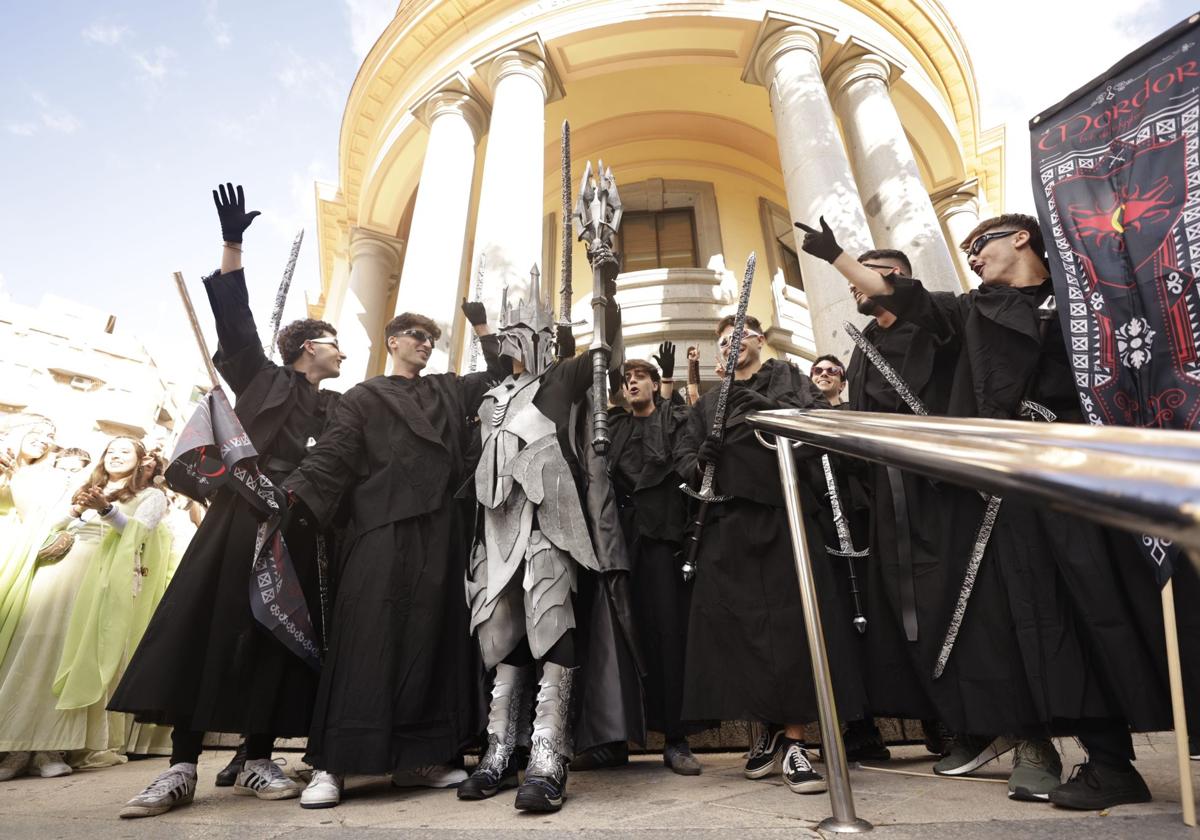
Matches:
[872,276,963,344]
[203,269,274,395]
[673,400,706,486]
[283,390,368,527]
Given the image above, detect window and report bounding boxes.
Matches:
[767,211,804,291]
[616,209,699,271]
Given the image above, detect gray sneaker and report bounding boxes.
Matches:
[933,734,1015,776]
[663,741,702,776]
[1008,739,1062,801]
[119,764,197,818]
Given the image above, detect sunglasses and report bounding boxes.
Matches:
[398,328,435,346]
[718,330,763,350]
[967,229,1018,257]
[307,337,341,351]
[812,365,844,377]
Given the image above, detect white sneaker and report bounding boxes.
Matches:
[30,751,72,778]
[0,751,31,781]
[300,770,343,809]
[391,764,469,788]
[120,763,197,818]
[233,758,303,800]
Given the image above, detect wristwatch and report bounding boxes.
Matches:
[100,503,114,517]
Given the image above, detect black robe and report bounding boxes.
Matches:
[674,359,869,726]
[609,397,704,740]
[110,269,337,737]
[875,277,1175,736]
[284,368,497,775]
[844,318,959,721]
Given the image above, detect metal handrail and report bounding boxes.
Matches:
[746,407,1200,833]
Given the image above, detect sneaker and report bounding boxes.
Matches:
[844,720,891,763]
[1190,736,1200,761]
[233,758,303,800]
[933,734,1015,776]
[0,751,31,781]
[569,741,628,771]
[744,726,786,779]
[1008,739,1062,801]
[781,741,827,794]
[1049,762,1152,810]
[391,764,468,788]
[30,751,72,778]
[663,740,702,776]
[215,740,248,787]
[119,763,197,818]
[922,719,948,756]
[300,770,343,809]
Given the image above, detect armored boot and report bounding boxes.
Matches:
[514,662,577,813]
[459,663,533,801]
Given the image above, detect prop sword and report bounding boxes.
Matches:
[821,453,868,633]
[467,255,485,372]
[559,120,573,357]
[679,252,756,582]
[574,160,623,454]
[266,229,304,360]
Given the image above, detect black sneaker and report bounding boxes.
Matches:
[1049,762,1152,810]
[922,719,948,756]
[744,726,786,779]
[781,740,827,794]
[569,741,628,771]
[215,741,248,787]
[514,771,567,812]
[844,719,891,763]
[459,750,520,800]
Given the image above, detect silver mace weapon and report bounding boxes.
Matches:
[266,229,304,360]
[821,453,869,633]
[467,254,485,372]
[679,252,756,582]
[573,159,622,455]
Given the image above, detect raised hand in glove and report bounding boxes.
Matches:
[727,385,775,417]
[653,340,676,380]
[697,435,722,471]
[794,216,843,264]
[460,298,488,327]
[213,182,261,243]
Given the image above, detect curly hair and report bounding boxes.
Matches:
[277,319,337,365]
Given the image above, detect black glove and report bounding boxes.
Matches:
[460,298,487,327]
[213,182,260,244]
[697,435,722,471]
[653,341,676,380]
[557,324,576,357]
[794,216,843,264]
[727,385,775,417]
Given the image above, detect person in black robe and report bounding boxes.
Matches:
[674,314,869,796]
[608,350,705,774]
[799,213,1177,809]
[282,307,503,809]
[112,184,345,818]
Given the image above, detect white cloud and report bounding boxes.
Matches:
[6,122,37,136]
[132,46,176,84]
[82,23,128,46]
[205,1,232,50]
[942,0,1167,212]
[342,0,396,60]
[32,93,80,133]
[275,47,341,106]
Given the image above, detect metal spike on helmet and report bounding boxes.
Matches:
[498,263,557,374]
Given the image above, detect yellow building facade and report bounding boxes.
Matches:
[310,0,1004,384]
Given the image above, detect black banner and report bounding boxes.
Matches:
[166,387,321,669]
[1031,14,1200,585]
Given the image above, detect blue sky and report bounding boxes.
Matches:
[0,0,1193,381]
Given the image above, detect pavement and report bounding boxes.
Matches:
[1,734,1198,838]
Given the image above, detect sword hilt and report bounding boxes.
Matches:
[679,483,732,503]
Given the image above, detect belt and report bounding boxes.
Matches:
[887,466,919,642]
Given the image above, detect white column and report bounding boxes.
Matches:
[470,50,550,322]
[933,184,983,288]
[748,26,874,362]
[828,54,961,293]
[394,89,487,373]
[339,230,402,384]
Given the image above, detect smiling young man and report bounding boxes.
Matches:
[796,213,1176,810]
[112,184,345,818]
[809,355,847,407]
[283,303,502,809]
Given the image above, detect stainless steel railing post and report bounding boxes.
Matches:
[773,439,872,834]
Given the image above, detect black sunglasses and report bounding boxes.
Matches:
[398,328,435,346]
[812,364,844,377]
[967,230,1018,257]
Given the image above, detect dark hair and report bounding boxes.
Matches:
[623,358,661,384]
[277,319,337,365]
[811,354,846,377]
[715,314,764,337]
[959,213,1047,264]
[56,447,91,465]
[76,436,151,504]
[858,249,912,276]
[385,312,441,341]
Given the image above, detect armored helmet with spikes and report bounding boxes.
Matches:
[497,264,557,375]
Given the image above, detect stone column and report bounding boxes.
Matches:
[470,49,552,325]
[746,25,874,361]
[932,183,983,288]
[339,230,402,384]
[828,54,961,293]
[394,87,487,373]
